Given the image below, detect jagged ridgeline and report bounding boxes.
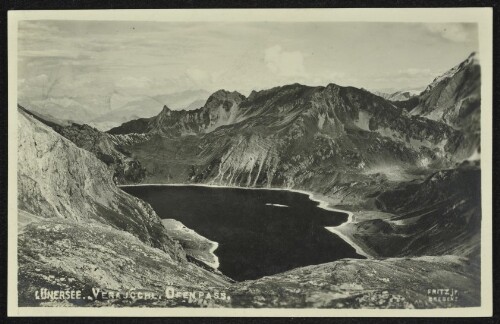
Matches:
[103,53,479,190]
[22,53,479,191]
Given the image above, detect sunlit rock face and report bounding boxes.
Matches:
[17,109,184,258]
[411,52,480,126]
[18,105,147,185]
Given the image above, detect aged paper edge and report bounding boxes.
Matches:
[7,8,493,317]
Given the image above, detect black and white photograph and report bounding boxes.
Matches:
[7,8,493,316]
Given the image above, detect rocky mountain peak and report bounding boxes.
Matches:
[425,52,479,92]
[207,89,246,103]
[405,52,480,139]
[325,82,342,90]
[160,105,172,115]
[203,90,246,117]
[466,51,479,65]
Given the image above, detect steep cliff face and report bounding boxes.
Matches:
[410,52,480,128]
[393,53,481,160]
[18,110,181,257]
[53,123,146,184]
[17,109,231,306]
[393,53,480,143]
[19,105,147,185]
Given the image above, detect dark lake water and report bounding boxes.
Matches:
[122,185,363,281]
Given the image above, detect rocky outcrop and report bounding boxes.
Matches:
[18,110,180,257]
[53,123,146,184]
[228,255,479,308]
[18,215,230,306]
[161,219,220,269]
[19,105,146,185]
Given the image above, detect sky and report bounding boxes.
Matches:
[17,20,478,113]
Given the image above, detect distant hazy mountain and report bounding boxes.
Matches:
[17,96,98,124]
[373,89,422,101]
[184,98,208,111]
[91,89,211,131]
[18,89,211,132]
[17,104,72,127]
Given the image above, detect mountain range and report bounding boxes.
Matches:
[107,53,479,188]
[17,52,482,308]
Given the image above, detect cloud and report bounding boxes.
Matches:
[115,76,153,89]
[264,45,306,77]
[186,68,213,84]
[24,74,49,86]
[19,49,84,59]
[425,24,474,43]
[369,66,443,92]
[396,68,434,78]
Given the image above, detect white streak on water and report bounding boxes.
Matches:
[265,203,288,208]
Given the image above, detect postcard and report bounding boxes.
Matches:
[7,8,493,317]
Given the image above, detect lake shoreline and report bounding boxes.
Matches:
[160,218,220,269]
[119,183,373,260]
